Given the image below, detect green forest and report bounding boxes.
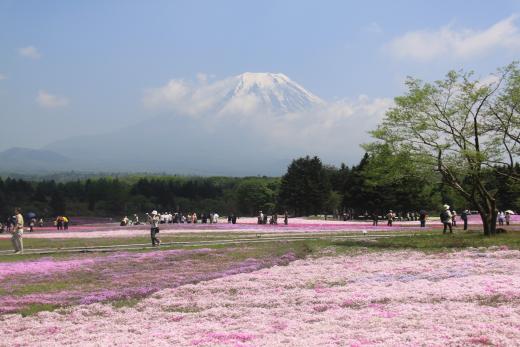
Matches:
[1,153,518,221]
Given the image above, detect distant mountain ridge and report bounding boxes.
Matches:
[0,147,71,173]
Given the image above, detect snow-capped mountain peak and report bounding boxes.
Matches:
[226,72,324,113]
[144,72,324,116]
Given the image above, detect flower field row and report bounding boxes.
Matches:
[2,248,520,346]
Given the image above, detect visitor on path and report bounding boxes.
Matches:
[258,211,264,225]
[505,211,511,226]
[386,210,394,226]
[146,210,161,247]
[29,217,36,232]
[63,216,69,230]
[213,213,219,224]
[55,216,63,230]
[419,210,427,228]
[371,211,378,226]
[498,211,505,226]
[120,216,129,226]
[461,209,469,230]
[231,214,237,224]
[11,207,24,254]
[451,210,457,227]
[38,218,44,227]
[5,217,13,233]
[284,211,289,225]
[441,205,453,234]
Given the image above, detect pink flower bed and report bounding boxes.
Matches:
[2,249,520,346]
[0,249,297,314]
[2,214,516,240]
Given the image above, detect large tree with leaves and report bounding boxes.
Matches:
[278,156,331,216]
[367,63,520,235]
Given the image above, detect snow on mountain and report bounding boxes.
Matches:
[226,72,324,113]
[144,72,324,116]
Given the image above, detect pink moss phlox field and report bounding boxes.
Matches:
[0,249,297,313]
[2,249,520,346]
[2,214,517,240]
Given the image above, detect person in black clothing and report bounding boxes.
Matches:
[461,209,469,230]
[231,214,237,224]
[371,211,378,226]
[419,210,427,228]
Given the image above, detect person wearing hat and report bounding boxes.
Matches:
[146,210,161,246]
[440,204,453,234]
[11,207,24,254]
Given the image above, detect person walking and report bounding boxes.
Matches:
[505,211,511,226]
[461,209,469,230]
[498,211,505,226]
[419,210,427,228]
[11,207,24,254]
[147,210,161,247]
[451,210,457,227]
[386,210,394,226]
[441,205,453,234]
[284,211,289,225]
[371,211,378,226]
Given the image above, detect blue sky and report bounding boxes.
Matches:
[1,0,520,155]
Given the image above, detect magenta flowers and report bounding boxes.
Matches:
[2,248,520,345]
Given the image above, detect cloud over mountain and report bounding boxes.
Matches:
[143,72,392,163]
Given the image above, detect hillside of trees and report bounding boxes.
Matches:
[0,154,518,220]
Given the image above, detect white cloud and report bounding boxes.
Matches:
[19,45,41,59]
[0,73,6,80]
[386,15,520,61]
[36,90,69,108]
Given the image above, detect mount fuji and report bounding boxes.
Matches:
[143,72,324,116]
[5,72,390,176]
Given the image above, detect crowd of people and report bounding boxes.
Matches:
[2,205,516,253]
[257,211,289,225]
[120,212,225,227]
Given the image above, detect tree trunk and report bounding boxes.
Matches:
[480,204,498,236]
